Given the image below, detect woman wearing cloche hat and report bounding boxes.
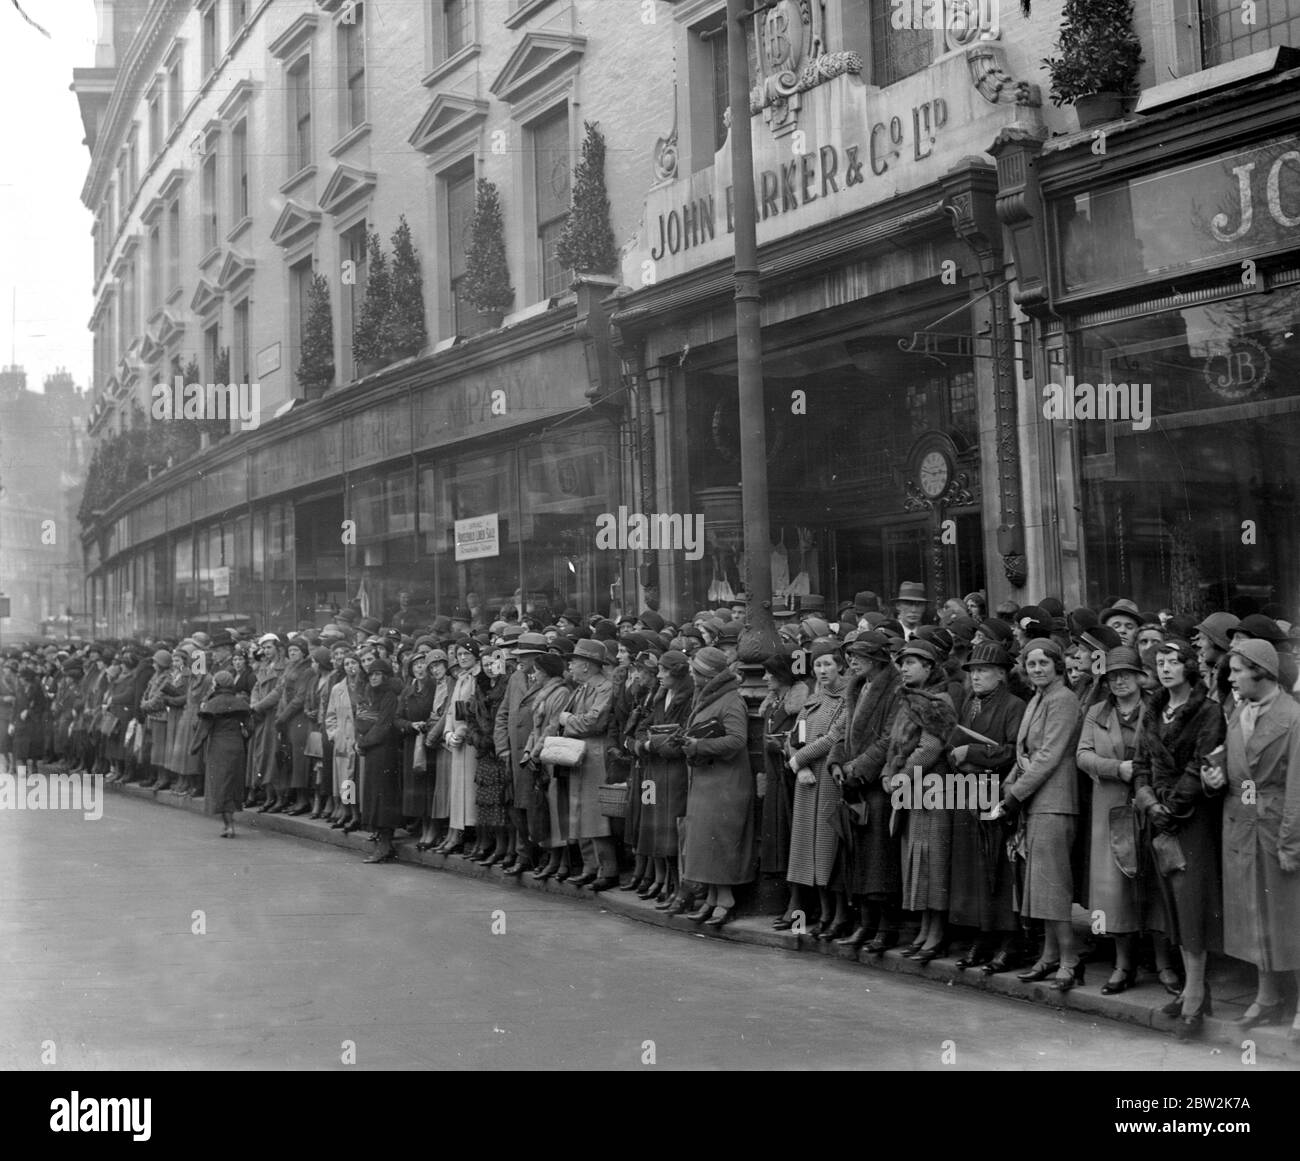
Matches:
[192,670,250,838]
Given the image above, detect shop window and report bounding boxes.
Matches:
[1200,0,1300,67]
[1076,287,1300,616]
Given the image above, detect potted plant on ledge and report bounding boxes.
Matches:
[1043,0,1143,129]
[464,178,514,330]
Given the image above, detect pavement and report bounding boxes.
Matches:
[1,771,1297,1069]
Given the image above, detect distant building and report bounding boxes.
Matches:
[0,366,90,639]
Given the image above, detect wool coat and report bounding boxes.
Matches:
[1076,696,1151,935]
[325,676,360,802]
[357,679,403,830]
[948,682,1025,930]
[883,685,957,910]
[276,658,315,790]
[193,690,249,814]
[633,683,693,858]
[1005,676,1083,921]
[827,665,904,897]
[164,672,194,775]
[396,678,435,818]
[681,670,755,886]
[246,658,284,785]
[758,680,808,875]
[524,674,573,848]
[561,673,615,840]
[785,676,850,887]
[1222,689,1300,969]
[1132,682,1225,954]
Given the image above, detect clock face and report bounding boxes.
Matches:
[919,450,949,498]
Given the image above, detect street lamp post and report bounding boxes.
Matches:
[727,0,782,664]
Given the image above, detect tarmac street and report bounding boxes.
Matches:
[0,789,1290,1071]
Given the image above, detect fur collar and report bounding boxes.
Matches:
[898,684,957,736]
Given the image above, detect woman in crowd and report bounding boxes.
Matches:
[964,592,987,624]
[11,664,47,777]
[139,650,173,790]
[412,649,450,847]
[103,653,139,782]
[680,647,754,928]
[230,644,256,696]
[1212,640,1300,1044]
[326,651,363,833]
[307,648,335,819]
[1076,646,1169,995]
[632,649,693,906]
[526,651,575,880]
[469,647,513,865]
[947,642,1026,971]
[179,648,213,798]
[826,632,905,951]
[785,641,850,938]
[1000,638,1085,991]
[759,654,808,903]
[193,669,250,838]
[396,649,435,847]
[249,635,286,811]
[435,641,488,856]
[1132,637,1226,1038]
[275,638,316,816]
[356,657,402,863]
[883,641,958,962]
[0,657,17,775]
[615,636,657,891]
[162,646,195,795]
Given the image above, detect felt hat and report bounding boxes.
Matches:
[897,640,939,664]
[853,590,880,613]
[1103,646,1144,675]
[571,639,609,666]
[1231,638,1279,680]
[1100,599,1142,625]
[962,643,1013,670]
[1194,611,1240,652]
[846,630,892,660]
[1236,613,1288,644]
[513,632,550,656]
[690,646,731,678]
[638,610,666,633]
[1022,637,1064,661]
[896,581,927,603]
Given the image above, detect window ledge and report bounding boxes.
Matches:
[226,215,252,243]
[422,44,481,89]
[166,286,184,305]
[504,0,558,29]
[280,164,317,195]
[329,121,371,157]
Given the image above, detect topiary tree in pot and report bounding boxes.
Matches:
[556,120,618,280]
[297,272,336,397]
[352,229,393,374]
[388,214,428,360]
[464,178,514,328]
[1043,0,1143,128]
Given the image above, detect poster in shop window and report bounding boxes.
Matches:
[455,513,499,561]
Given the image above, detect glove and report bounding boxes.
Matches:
[1149,804,1177,834]
[998,794,1022,820]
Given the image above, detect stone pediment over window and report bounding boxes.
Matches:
[269,199,322,248]
[409,94,489,155]
[268,12,318,61]
[153,310,184,347]
[139,332,165,364]
[489,31,586,104]
[217,78,254,122]
[217,248,255,290]
[190,278,223,315]
[141,195,165,224]
[158,167,187,200]
[319,164,377,216]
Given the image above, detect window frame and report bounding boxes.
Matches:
[340,2,367,134]
[339,215,369,381]
[288,53,313,176]
[528,103,572,302]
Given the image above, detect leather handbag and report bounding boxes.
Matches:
[412,732,428,772]
[304,730,324,759]
[539,735,585,767]
[1152,831,1187,876]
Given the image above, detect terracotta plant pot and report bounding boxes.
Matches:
[477,309,504,330]
[1075,92,1126,129]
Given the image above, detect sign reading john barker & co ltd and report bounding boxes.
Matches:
[622,44,1037,285]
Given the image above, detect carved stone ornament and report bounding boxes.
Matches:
[902,470,978,513]
[1001,552,1028,589]
[653,79,679,184]
[944,0,1001,51]
[967,43,1041,106]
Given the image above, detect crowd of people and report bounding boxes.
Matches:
[2,583,1298,1044]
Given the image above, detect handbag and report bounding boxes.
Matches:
[599,782,629,818]
[1108,803,1140,879]
[304,730,324,759]
[412,732,428,772]
[1152,831,1187,876]
[539,735,585,767]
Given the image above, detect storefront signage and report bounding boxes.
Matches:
[455,513,499,561]
[211,566,230,597]
[346,397,411,470]
[255,343,281,378]
[1057,136,1300,295]
[624,48,1026,285]
[1202,336,1270,401]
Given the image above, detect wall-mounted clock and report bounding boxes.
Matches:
[908,433,957,501]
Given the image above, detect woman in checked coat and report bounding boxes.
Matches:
[679,646,755,929]
[785,641,850,937]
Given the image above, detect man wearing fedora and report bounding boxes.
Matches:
[494,633,552,875]
[558,638,620,889]
[895,582,929,641]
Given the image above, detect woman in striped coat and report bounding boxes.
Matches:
[786,641,851,937]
